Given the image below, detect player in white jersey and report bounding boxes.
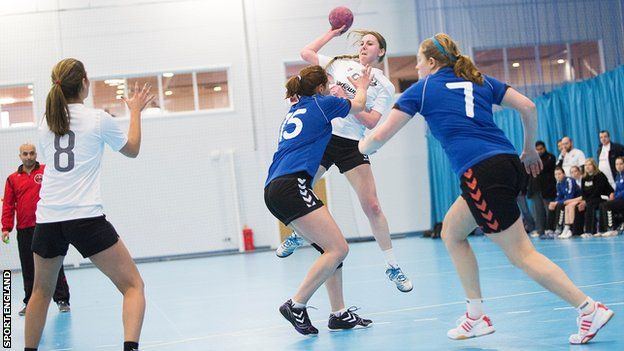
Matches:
[275,26,412,322]
[24,59,154,351]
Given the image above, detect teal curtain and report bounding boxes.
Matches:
[428,65,624,225]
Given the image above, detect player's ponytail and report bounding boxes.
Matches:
[421,33,484,85]
[285,65,328,99]
[45,58,87,136]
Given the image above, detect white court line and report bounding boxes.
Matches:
[554,301,624,311]
[136,280,624,350]
[506,310,531,314]
[413,318,439,322]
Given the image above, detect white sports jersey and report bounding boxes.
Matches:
[36,104,128,223]
[318,54,395,141]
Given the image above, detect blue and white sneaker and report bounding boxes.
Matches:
[385,265,413,292]
[276,232,305,258]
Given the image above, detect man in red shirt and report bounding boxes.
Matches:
[2,144,71,316]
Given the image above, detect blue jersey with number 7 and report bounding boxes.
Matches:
[394,67,517,177]
[265,95,351,187]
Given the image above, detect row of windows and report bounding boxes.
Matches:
[0,41,603,128]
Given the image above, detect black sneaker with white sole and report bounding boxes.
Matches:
[328,307,373,331]
[279,299,318,336]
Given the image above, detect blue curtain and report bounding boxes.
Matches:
[428,65,624,225]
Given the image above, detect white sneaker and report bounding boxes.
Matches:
[529,230,540,238]
[558,228,572,239]
[580,233,593,238]
[276,232,305,258]
[569,302,614,344]
[447,313,495,340]
[602,230,618,237]
[592,232,602,237]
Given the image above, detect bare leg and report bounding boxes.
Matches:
[289,206,348,304]
[25,254,64,348]
[89,240,145,342]
[344,164,392,251]
[440,197,482,299]
[487,219,586,306]
[324,268,345,312]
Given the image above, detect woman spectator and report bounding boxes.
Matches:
[576,158,614,238]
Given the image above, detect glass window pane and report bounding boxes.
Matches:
[0,85,35,128]
[538,44,568,87]
[387,55,419,93]
[162,72,195,113]
[285,62,308,81]
[197,71,229,110]
[127,76,160,115]
[507,46,539,95]
[474,49,505,80]
[571,41,601,80]
[92,79,126,117]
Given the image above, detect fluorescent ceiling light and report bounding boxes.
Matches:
[512,62,520,68]
[163,73,174,78]
[213,86,222,92]
[165,90,173,96]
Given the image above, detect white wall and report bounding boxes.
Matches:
[0,0,431,270]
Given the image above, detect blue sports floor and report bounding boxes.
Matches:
[8,235,624,350]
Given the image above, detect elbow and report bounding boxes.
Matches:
[300,50,313,64]
[522,101,537,115]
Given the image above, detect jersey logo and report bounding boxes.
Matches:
[34,174,43,184]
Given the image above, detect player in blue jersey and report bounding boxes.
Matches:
[359,33,614,344]
[265,64,372,335]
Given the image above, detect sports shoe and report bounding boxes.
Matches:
[279,299,318,336]
[540,230,554,239]
[558,228,573,239]
[569,302,614,344]
[57,300,70,313]
[18,304,26,316]
[385,265,413,292]
[601,230,618,237]
[529,230,540,238]
[328,307,373,331]
[447,313,495,340]
[592,232,602,237]
[276,233,305,258]
[580,233,593,238]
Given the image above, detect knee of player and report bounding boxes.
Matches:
[506,248,534,269]
[335,241,349,260]
[363,199,383,217]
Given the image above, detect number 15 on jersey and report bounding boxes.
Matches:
[279,108,306,142]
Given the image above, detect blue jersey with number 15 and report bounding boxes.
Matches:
[265,95,351,186]
[394,67,517,177]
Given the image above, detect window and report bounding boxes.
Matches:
[0,84,35,128]
[474,40,603,97]
[91,69,229,117]
[197,71,230,110]
[387,55,419,93]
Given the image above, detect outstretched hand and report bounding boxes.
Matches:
[122,82,155,113]
[329,25,347,38]
[520,148,543,177]
[347,65,372,91]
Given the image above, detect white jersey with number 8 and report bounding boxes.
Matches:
[36,103,128,223]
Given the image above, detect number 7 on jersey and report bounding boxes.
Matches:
[446,82,475,118]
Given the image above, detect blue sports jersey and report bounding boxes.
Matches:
[615,172,624,200]
[265,95,351,186]
[394,67,517,176]
[556,176,581,203]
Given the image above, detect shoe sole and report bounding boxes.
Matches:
[449,327,496,340]
[328,323,373,332]
[276,251,293,258]
[279,305,318,336]
[572,310,614,344]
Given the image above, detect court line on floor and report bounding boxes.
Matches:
[553,301,624,311]
[127,280,624,350]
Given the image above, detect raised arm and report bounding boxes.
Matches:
[502,88,542,177]
[358,109,411,155]
[347,66,372,114]
[119,82,155,158]
[300,27,346,65]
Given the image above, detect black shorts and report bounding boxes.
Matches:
[320,135,370,173]
[460,154,525,234]
[264,172,324,225]
[32,215,120,258]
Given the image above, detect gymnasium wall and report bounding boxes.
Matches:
[0,0,430,270]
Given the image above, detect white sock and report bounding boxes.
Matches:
[332,307,347,317]
[291,300,306,309]
[466,298,484,319]
[383,248,398,267]
[577,296,596,315]
[563,225,570,232]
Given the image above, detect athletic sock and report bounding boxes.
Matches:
[332,307,347,317]
[291,300,306,309]
[383,248,398,267]
[124,341,139,351]
[577,296,596,315]
[563,224,570,232]
[466,298,484,319]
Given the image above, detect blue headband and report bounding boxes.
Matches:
[431,36,457,63]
